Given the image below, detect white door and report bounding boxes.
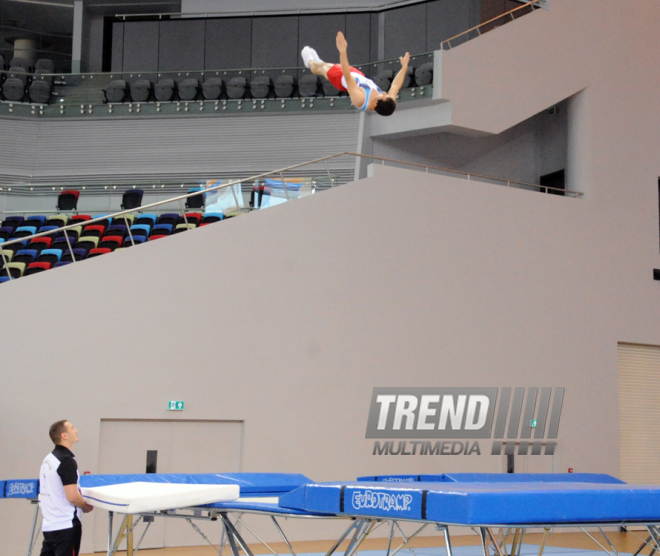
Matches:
[93,419,243,552]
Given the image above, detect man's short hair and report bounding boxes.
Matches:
[49,420,69,444]
[375,97,396,116]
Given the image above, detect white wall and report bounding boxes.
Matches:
[2,1,660,554]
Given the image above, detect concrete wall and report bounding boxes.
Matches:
[2,0,660,554]
[372,99,568,185]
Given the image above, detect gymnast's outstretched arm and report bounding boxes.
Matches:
[336,31,365,108]
[388,52,410,99]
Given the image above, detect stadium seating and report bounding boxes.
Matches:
[105,80,127,103]
[13,249,37,266]
[121,189,143,210]
[62,249,86,262]
[156,214,179,226]
[82,225,106,239]
[274,75,296,98]
[0,262,26,278]
[38,249,63,264]
[415,62,433,86]
[56,190,79,211]
[185,189,204,210]
[155,79,175,101]
[135,214,157,227]
[202,213,224,224]
[250,76,272,99]
[46,215,68,227]
[28,237,52,253]
[130,224,151,237]
[227,77,248,99]
[178,78,199,101]
[130,79,152,102]
[70,215,92,225]
[99,236,123,250]
[76,236,99,253]
[299,75,321,97]
[51,237,75,252]
[26,262,51,275]
[151,224,173,236]
[202,78,224,100]
[88,248,112,258]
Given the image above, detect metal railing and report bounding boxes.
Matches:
[441,0,545,49]
[0,151,580,281]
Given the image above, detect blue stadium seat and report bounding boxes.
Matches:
[135,214,157,227]
[123,236,147,247]
[156,213,179,227]
[38,225,59,235]
[151,224,173,236]
[54,261,72,268]
[130,224,151,237]
[24,215,47,228]
[106,225,128,238]
[0,227,13,241]
[13,249,38,265]
[13,226,37,239]
[62,249,87,262]
[0,276,11,283]
[52,237,76,252]
[38,249,63,264]
[202,213,224,224]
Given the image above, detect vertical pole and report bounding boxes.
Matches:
[127,515,134,556]
[324,159,332,187]
[178,199,190,228]
[107,511,114,556]
[442,527,453,556]
[63,229,76,263]
[0,246,12,280]
[26,501,40,556]
[71,1,83,73]
[123,215,135,246]
[279,173,291,202]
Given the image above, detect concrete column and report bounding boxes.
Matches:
[72,0,84,72]
[14,38,37,66]
[566,89,591,197]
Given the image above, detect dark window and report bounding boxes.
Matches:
[540,169,565,196]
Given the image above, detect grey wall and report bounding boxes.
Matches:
[110,0,476,73]
[0,112,360,184]
[371,100,568,186]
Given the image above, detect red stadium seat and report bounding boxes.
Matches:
[148,235,167,241]
[87,248,112,258]
[98,236,123,250]
[25,262,52,275]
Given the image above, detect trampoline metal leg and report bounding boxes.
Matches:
[537,528,550,556]
[271,516,298,556]
[324,519,360,556]
[385,520,395,556]
[220,512,255,556]
[343,519,366,556]
[107,511,114,556]
[480,527,490,556]
[486,528,506,556]
[632,535,652,556]
[26,501,40,556]
[442,527,454,556]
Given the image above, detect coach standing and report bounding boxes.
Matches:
[39,420,94,556]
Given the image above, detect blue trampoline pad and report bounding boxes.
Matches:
[278,481,660,524]
[357,473,625,484]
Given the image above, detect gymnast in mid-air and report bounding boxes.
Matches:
[302,31,410,116]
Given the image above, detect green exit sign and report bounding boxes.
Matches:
[168,401,184,411]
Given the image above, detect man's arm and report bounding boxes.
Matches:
[64,484,94,512]
[387,52,411,99]
[336,31,366,109]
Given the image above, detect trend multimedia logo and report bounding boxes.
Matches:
[365,387,564,456]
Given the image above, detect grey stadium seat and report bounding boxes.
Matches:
[155,79,175,101]
[274,75,296,98]
[178,78,199,101]
[105,80,127,103]
[202,77,224,100]
[373,70,394,92]
[29,79,51,103]
[10,57,30,72]
[250,76,272,99]
[35,59,54,73]
[130,79,152,102]
[3,78,25,101]
[415,62,433,86]
[7,66,28,86]
[321,79,340,97]
[227,77,249,99]
[298,74,321,97]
